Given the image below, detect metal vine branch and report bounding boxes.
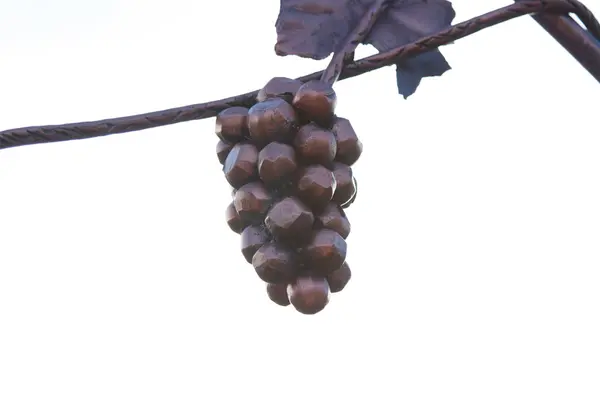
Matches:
[0,0,599,151]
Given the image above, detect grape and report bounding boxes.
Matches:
[258,142,297,187]
[293,123,336,166]
[241,225,270,263]
[266,283,290,307]
[252,242,298,284]
[257,77,303,104]
[223,143,258,188]
[215,107,249,143]
[326,262,351,293]
[341,176,358,209]
[248,98,299,147]
[287,276,330,315]
[295,165,336,212]
[292,81,337,128]
[233,182,272,224]
[316,203,350,239]
[215,81,361,314]
[332,117,362,166]
[225,202,246,234]
[264,197,314,244]
[216,140,233,165]
[301,229,347,276]
[331,162,355,205]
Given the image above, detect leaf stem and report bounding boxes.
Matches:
[320,0,391,85]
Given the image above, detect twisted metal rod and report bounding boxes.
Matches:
[0,0,598,151]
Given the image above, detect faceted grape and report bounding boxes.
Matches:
[292,81,337,128]
[341,176,358,209]
[332,117,362,166]
[266,283,290,307]
[264,197,314,243]
[225,202,245,234]
[287,276,330,315]
[223,143,258,189]
[216,140,233,165]
[215,107,249,143]
[331,162,355,206]
[258,142,298,187]
[293,123,336,166]
[248,98,299,147]
[233,182,272,224]
[257,77,303,104]
[252,242,298,284]
[301,229,347,276]
[326,262,351,293]
[295,165,336,212]
[316,203,350,239]
[241,225,270,263]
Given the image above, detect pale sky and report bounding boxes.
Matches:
[1,1,599,399]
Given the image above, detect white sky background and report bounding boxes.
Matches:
[1,0,599,399]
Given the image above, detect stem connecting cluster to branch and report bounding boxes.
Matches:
[320,0,391,85]
[0,0,598,151]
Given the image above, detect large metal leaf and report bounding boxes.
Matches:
[275,0,456,98]
[274,0,365,60]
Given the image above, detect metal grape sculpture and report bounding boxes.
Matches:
[1,0,599,314]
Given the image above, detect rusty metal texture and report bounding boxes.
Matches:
[0,0,598,152]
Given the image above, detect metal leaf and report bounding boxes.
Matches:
[275,0,456,97]
[274,0,367,60]
[364,0,455,98]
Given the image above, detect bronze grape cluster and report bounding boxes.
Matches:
[214,77,362,315]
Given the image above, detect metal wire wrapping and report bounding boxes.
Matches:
[0,0,598,151]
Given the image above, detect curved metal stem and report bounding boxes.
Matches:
[518,0,600,81]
